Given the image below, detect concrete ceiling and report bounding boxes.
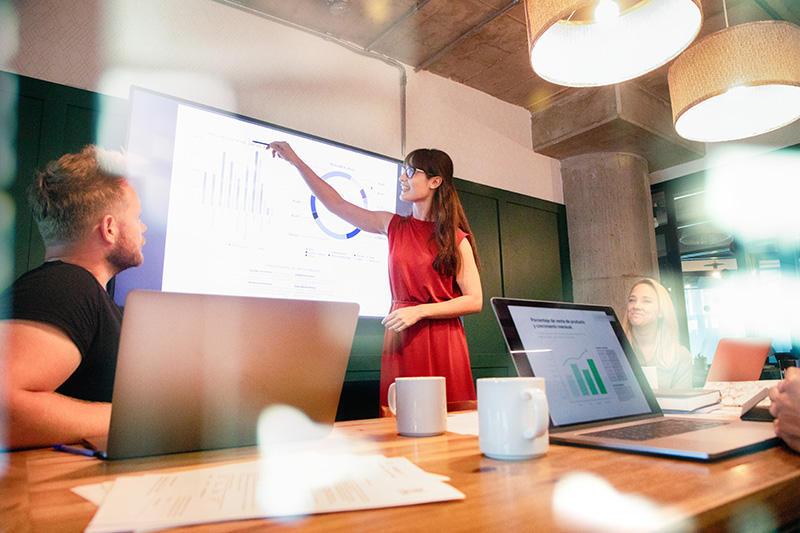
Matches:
[217,0,800,169]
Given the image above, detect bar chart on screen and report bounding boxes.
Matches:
[197,147,271,234]
[157,103,397,316]
[115,87,409,317]
[564,350,609,398]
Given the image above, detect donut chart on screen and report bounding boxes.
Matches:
[310,170,368,239]
[117,87,399,317]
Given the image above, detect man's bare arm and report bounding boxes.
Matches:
[2,320,112,449]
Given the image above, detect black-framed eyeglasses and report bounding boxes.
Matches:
[401,166,426,179]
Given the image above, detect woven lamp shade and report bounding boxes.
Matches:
[668,21,800,142]
[525,0,702,87]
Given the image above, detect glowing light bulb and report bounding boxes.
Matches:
[595,0,620,22]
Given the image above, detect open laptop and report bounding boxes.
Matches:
[491,297,779,461]
[705,337,772,382]
[85,290,359,460]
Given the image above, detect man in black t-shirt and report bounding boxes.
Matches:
[1,146,146,449]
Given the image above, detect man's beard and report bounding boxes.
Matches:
[107,235,143,273]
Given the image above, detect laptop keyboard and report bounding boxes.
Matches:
[582,418,727,441]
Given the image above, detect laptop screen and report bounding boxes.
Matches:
[492,298,658,427]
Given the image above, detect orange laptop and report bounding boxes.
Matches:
[705,337,772,382]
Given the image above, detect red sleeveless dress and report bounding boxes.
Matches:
[379,214,477,415]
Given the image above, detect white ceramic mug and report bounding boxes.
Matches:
[388,377,447,437]
[478,377,549,460]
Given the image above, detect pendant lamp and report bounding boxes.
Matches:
[525,0,703,87]
[668,20,800,143]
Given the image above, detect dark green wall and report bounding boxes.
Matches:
[2,71,129,279]
[5,72,572,421]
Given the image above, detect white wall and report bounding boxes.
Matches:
[10,0,563,203]
[407,71,562,201]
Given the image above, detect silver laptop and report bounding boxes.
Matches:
[86,290,359,460]
[491,297,779,461]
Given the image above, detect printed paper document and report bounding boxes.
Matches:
[81,454,464,532]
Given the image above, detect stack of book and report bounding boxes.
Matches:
[653,388,721,413]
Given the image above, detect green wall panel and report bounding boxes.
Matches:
[4,72,128,278]
[500,200,564,301]
[458,187,509,374]
[8,92,44,277]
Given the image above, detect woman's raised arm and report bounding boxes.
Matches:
[269,141,393,235]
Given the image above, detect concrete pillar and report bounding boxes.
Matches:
[560,152,658,318]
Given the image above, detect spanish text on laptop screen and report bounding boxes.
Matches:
[507,305,652,426]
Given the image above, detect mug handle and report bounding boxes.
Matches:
[388,382,397,415]
[521,388,549,439]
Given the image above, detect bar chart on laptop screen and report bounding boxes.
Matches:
[564,350,608,398]
[559,345,637,403]
[537,348,613,404]
[509,305,652,425]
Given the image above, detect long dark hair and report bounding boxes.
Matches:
[404,148,480,277]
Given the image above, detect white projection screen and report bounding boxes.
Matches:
[114,87,409,317]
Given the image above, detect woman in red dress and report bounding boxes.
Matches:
[268,142,482,415]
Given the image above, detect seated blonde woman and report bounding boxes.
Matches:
[621,278,692,389]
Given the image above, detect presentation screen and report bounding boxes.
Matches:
[114,87,408,317]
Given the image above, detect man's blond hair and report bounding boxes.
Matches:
[29,145,128,246]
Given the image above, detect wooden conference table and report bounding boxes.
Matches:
[3,414,800,532]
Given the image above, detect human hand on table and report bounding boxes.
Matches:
[770,366,800,452]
